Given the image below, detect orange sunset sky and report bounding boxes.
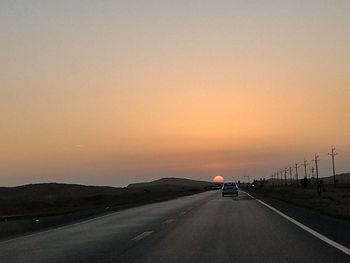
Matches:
[1,1,350,186]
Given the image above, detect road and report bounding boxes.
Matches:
[0,191,349,263]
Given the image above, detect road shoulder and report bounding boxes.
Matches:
[245,190,350,248]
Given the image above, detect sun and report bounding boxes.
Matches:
[213,175,225,183]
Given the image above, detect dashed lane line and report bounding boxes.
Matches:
[163,219,175,225]
[132,231,153,241]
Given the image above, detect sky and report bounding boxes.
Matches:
[1,0,350,186]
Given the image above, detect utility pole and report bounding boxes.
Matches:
[284,168,288,186]
[274,172,277,187]
[313,154,321,195]
[295,163,300,186]
[280,169,283,186]
[289,166,293,185]
[302,160,309,179]
[311,166,315,185]
[328,145,338,187]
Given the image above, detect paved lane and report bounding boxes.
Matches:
[0,191,349,263]
[0,191,215,263]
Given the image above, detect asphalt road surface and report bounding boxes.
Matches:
[0,191,349,263]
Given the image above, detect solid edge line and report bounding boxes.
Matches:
[243,191,350,256]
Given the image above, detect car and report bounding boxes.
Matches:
[222,182,239,197]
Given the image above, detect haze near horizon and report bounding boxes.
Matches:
[1,0,350,186]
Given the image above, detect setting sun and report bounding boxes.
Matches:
[213,176,225,183]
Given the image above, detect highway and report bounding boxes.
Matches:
[0,191,349,263]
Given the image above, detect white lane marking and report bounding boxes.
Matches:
[132,231,153,241]
[180,211,187,216]
[243,192,350,256]
[163,219,175,224]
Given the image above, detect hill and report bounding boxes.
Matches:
[127,177,215,190]
[0,183,126,202]
[0,178,213,217]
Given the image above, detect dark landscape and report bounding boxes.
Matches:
[0,178,216,240]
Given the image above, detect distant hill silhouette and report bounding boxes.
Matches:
[0,183,126,202]
[0,178,214,202]
[0,178,213,217]
[127,177,215,190]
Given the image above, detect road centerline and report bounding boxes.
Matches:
[163,219,175,225]
[132,231,153,241]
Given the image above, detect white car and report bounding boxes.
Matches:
[222,182,239,197]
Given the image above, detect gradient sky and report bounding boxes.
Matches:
[1,0,350,186]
